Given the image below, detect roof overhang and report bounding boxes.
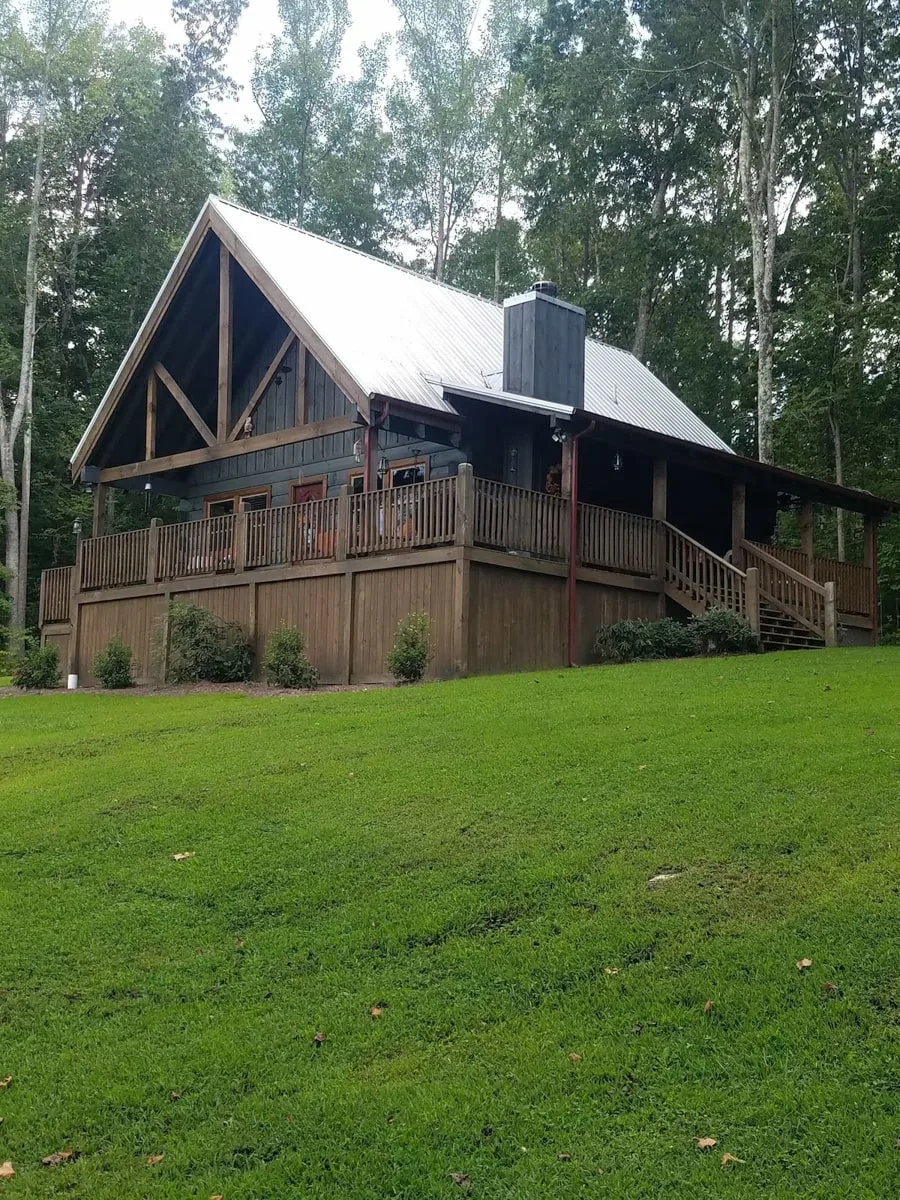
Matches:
[434,380,897,516]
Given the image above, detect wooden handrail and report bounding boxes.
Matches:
[747,541,871,616]
[741,540,826,595]
[663,522,747,576]
[663,521,747,617]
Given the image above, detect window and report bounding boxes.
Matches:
[291,479,326,505]
[349,459,428,492]
[204,489,270,517]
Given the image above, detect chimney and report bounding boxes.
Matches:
[503,282,586,408]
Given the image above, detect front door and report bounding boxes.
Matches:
[291,480,326,504]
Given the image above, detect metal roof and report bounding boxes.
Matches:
[209,198,733,452]
[72,196,733,467]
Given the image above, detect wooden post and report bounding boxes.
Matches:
[91,484,108,538]
[652,459,667,580]
[68,535,84,679]
[800,502,814,574]
[336,484,350,561]
[146,517,162,585]
[731,482,746,568]
[296,343,307,425]
[824,581,838,648]
[455,463,474,547]
[864,514,878,644]
[745,566,760,635]
[233,510,248,573]
[145,371,157,460]
[217,241,231,442]
[560,439,573,499]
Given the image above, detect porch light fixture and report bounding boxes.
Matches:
[353,438,364,464]
[612,452,623,472]
[72,518,82,536]
[551,426,568,444]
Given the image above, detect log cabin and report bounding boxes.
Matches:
[40,197,896,685]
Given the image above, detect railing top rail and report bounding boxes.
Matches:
[663,521,747,579]
[741,538,827,595]
[579,500,655,524]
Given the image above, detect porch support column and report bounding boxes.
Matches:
[560,438,573,500]
[799,502,814,574]
[864,514,879,645]
[731,482,746,568]
[91,483,108,538]
[652,459,667,583]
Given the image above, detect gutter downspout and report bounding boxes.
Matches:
[567,419,596,667]
[363,401,389,492]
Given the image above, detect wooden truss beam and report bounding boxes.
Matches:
[97,415,355,483]
[217,243,232,441]
[228,331,296,442]
[154,362,216,447]
[145,371,157,460]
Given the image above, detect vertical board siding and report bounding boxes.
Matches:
[78,595,167,685]
[256,576,345,683]
[468,563,566,674]
[576,580,659,662]
[170,586,250,630]
[351,562,456,681]
[42,630,70,666]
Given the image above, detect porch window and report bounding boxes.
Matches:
[204,489,270,518]
[349,459,427,493]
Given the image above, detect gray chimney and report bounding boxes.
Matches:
[503,283,586,408]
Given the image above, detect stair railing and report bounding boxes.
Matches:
[741,540,836,646]
[663,522,749,618]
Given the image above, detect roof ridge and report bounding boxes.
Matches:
[209,194,507,310]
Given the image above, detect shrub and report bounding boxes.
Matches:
[264,625,319,689]
[13,644,61,689]
[594,618,698,664]
[94,638,134,689]
[691,607,761,656]
[387,611,432,683]
[166,602,253,684]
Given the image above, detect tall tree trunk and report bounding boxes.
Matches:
[493,149,505,304]
[12,72,47,633]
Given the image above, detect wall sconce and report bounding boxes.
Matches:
[551,427,567,444]
[612,452,623,472]
[353,438,364,465]
[72,518,82,537]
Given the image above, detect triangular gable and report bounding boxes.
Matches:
[71,197,372,477]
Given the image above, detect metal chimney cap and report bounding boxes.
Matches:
[533,280,559,298]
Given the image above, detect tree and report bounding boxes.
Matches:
[388,0,491,279]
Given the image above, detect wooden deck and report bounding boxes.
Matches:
[39,470,875,685]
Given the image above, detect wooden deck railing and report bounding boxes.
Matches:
[474,478,568,558]
[742,540,832,641]
[80,528,150,591]
[748,542,871,617]
[39,565,73,624]
[664,523,747,616]
[157,514,236,580]
[580,503,656,575]
[246,498,340,567]
[348,477,457,556]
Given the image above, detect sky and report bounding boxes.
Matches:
[106,0,402,127]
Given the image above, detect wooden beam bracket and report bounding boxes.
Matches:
[228,331,296,441]
[154,362,216,447]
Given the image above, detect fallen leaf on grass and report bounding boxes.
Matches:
[0,1078,11,1088]
[313,1031,326,1045]
[0,1163,14,1180]
[146,1154,164,1166]
[604,967,619,976]
[695,1138,718,1150]
[704,1000,714,1015]
[822,982,838,994]
[41,1150,75,1167]
[370,1006,385,1018]
[169,1091,181,1101]
[796,958,813,970]
[567,1053,582,1063]
[721,1153,745,1167]
[172,852,194,862]
[558,1152,571,1161]
[449,1172,471,1191]
[210,1195,224,1199]
[235,939,245,949]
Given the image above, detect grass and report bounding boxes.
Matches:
[1,648,899,1198]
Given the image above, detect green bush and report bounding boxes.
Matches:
[166,602,253,684]
[387,611,432,683]
[594,617,698,664]
[264,625,319,689]
[13,644,61,689]
[94,638,134,689]
[691,607,761,655]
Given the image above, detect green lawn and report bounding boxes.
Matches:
[1,650,899,1198]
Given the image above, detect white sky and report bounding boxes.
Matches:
[106,0,401,127]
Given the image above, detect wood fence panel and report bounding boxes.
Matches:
[171,585,250,630]
[351,561,456,681]
[467,563,566,675]
[256,574,346,683]
[78,594,167,685]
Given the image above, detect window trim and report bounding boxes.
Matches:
[204,485,272,517]
[348,456,429,492]
[289,476,327,505]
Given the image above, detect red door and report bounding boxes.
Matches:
[290,480,326,504]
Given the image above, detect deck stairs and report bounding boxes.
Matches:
[662,522,835,651]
